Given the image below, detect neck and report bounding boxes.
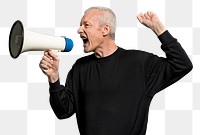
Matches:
[94,39,118,58]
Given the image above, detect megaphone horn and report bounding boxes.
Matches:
[9,20,73,58]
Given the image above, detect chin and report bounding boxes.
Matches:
[84,50,89,53]
[83,47,91,53]
[83,45,94,53]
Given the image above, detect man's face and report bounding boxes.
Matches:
[77,10,104,53]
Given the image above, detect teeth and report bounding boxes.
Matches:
[80,35,88,44]
[80,35,87,39]
[83,38,88,41]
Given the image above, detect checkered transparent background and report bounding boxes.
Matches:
[0,0,199,135]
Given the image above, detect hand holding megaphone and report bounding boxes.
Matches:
[9,20,74,81]
[39,50,60,83]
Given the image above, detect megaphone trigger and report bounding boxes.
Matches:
[51,49,60,55]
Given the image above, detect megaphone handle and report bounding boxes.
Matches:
[42,49,60,73]
[51,49,60,55]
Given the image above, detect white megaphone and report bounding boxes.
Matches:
[9,20,73,58]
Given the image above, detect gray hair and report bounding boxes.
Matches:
[84,7,117,40]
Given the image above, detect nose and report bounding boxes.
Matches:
[77,26,83,34]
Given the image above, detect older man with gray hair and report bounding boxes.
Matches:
[39,6,192,135]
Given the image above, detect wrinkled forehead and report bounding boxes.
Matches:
[80,9,101,24]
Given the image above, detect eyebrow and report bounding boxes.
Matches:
[80,21,92,26]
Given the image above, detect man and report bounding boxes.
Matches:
[39,7,192,135]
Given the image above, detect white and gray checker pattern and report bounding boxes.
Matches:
[0,0,199,135]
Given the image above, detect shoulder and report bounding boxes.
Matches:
[74,54,94,67]
[120,47,153,60]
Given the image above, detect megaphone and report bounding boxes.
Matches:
[9,20,73,58]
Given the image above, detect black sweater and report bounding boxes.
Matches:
[49,31,193,135]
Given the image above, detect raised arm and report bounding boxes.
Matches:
[137,11,193,97]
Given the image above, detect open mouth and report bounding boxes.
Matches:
[81,36,89,45]
[83,38,88,44]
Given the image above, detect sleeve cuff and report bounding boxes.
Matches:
[158,30,175,44]
[49,79,62,92]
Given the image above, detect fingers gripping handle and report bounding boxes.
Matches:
[41,50,59,73]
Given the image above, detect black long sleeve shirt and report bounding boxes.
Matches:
[49,31,193,135]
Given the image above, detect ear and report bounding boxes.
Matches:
[102,24,110,36]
